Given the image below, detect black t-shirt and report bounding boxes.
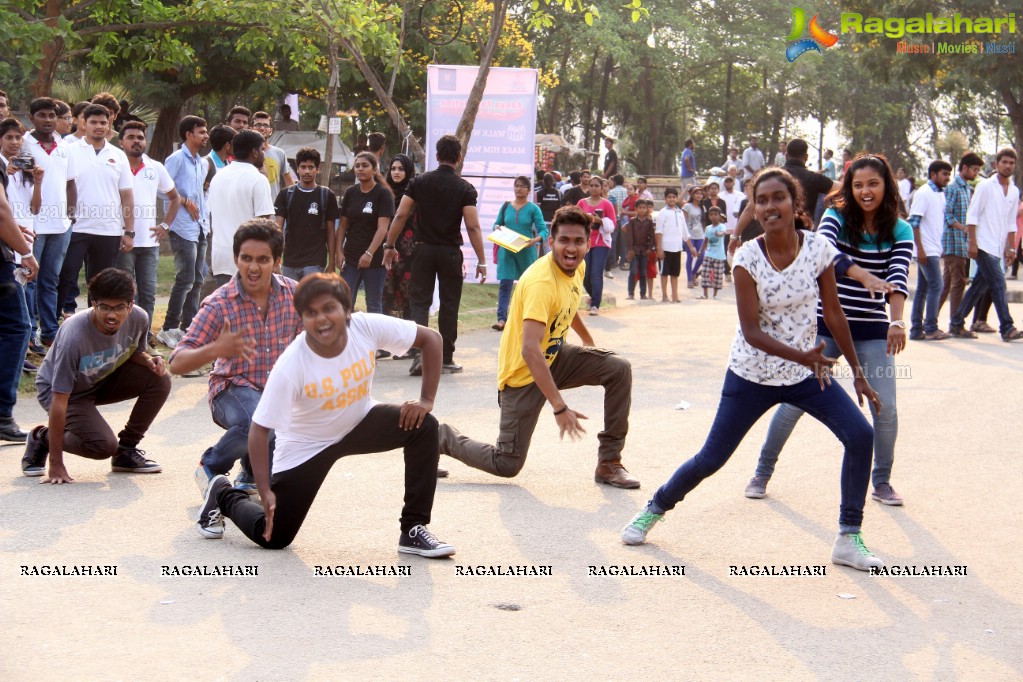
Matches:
[782,161,834,223]
[339,182,395,267]
[604,149,618,176]
[561,185,586,207]
[738,198,764,243]
[700,198,729,227]
[405,165,477,246]
[274,185,340,268]
[536,188,562,221]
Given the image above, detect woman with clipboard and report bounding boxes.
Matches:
[492,176,546,331]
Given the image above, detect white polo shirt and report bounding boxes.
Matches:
[22,132,77,235]
[966,174,1020,257]
[130,154,175,248]
[908,181,946,257]
[207,161,275,276]
[69,137,133,236]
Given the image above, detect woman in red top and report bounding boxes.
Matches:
[577,177,616,315]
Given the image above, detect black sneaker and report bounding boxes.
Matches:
[398,525,455,558]
[29,340,46,355]
[409,356,423,376]
[196,474,231,539]
[21,426,48,476]
[0,417,28,443]
[22,359,39,374]
[111,446,163,473]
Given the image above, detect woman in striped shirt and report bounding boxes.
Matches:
[746,153,913,506]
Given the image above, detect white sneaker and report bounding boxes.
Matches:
[831,532,884,571]
[589,306,599,316]
[156,328,182,348]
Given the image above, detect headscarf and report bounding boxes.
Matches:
[386,153,416,203]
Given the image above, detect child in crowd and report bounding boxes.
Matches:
[655,188,698,303]
[626,199,656,300]
[699,206,728,299]
[683,186,705,288]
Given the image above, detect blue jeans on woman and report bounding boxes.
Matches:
[583,245,610,308]
[652,369,873,529]
[686,239,705,285]
[341,263,385,314]
[497,279,515,323]
[754,335,896,488]
[910,256,943,336]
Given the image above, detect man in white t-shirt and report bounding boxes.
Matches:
[114,122,180,336]
[741,136,765,184]
[207,129,274,287]
[908,160,952,340]
[58,104,134,317]
[23,97,77,348]
[896,167,912,206]
[195,272,456,558]
[719,175,744,234]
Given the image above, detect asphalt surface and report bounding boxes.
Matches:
[2,266,1022,680]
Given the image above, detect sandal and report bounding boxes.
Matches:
[950,327,977,339]
[1001,327,1023,342]
[492,321,506,331]
[923,330,950,341]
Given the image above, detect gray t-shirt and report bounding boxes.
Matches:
[263,145,292,199]
[36,307,150,408]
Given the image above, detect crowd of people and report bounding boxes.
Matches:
[0,85,1020,568]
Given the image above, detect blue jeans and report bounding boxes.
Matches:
[0,263,31,418]
[755,336,897,488]
[29,229,72,342]
[653,369,873,528]
[282,264,324,282]
[496,279,516,323]
[340,263,385,314]
[115,246,159,330]
[951,250,1014,335]
[202,385,265,475]
[628,254,648,298]
[910,256,943,335]
[583,245,609,308]
[686,239,705,284]
[165,232,207,332]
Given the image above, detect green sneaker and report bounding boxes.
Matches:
[621,503,664,545]
[831,532,884,571]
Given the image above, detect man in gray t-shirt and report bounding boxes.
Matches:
[250,110,295,198]
[24,268,172,482]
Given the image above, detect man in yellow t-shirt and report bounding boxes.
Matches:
[439,207,639,488]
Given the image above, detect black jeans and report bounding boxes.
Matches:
[409,243,463,363]
[218,404,440,548]
[57,233,121,314]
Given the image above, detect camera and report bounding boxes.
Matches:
[11,154,34,172]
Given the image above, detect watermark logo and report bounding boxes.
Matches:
[786,7,839,62]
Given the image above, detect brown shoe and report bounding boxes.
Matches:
[923,330,950,340]
[594,460,640,489]
[971,321,997,334]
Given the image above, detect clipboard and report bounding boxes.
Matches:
[487,226,531,254]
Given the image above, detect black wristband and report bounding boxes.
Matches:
[552,405,568,416]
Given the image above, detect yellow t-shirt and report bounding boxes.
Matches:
[497,253,585,390]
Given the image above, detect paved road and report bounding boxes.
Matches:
[2,267,1022,680]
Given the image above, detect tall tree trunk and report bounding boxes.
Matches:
[1000,85,1023,187]
[580,50,600,154]
[769,78,785,157]
[321,39,339,186]
[545,41,573,132]
[722,61,734,161]
[640,56,656,173]
[592,56,614,157]
[453,0,510,173]
[32,0,65,97]
[151,103,185,162]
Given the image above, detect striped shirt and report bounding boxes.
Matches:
[942,175,972,258]
[816,207,913,341]
[171,273,303,406]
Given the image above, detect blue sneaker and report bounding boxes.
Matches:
[234,469,258,496]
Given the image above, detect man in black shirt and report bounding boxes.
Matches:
[274,147,339,280]
[602,138,618,179]
[560,171,586,207]
[383,135,486,375]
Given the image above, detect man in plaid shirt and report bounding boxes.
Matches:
[940,153,987,331]
[169,219,302,494]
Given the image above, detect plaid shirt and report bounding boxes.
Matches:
[942,175,973,258]
[171,274,302,406]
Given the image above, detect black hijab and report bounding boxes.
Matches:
[386,153,416,203]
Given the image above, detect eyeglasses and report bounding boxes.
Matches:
[95,303,132,314]
[252,122,272,129]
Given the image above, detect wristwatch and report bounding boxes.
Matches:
[889,320,906,329]
[383,243,394,250]
[123,231,136,238]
